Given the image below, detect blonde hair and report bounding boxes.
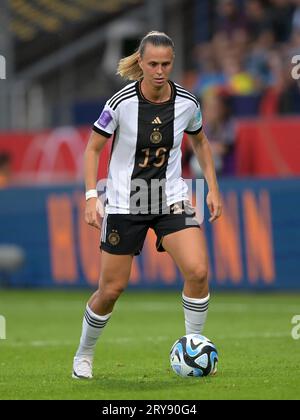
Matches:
[117,31,175,81]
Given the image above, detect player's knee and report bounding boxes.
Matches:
[101,284,126,303]
[186,266,208,287]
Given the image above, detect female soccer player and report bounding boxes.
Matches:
[72,31,222,379]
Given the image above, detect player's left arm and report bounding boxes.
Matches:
[188,130,222,223]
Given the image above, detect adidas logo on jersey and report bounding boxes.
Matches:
[152,117,162,124]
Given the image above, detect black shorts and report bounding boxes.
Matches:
[100,201,200,256]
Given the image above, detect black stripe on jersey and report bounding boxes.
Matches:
[175,85,198,102]
[108,86,136,107]
[93,124,112,139]
[106,129,118,186]
[92,125,112,138]
[109,87,136,108]
[111,92,137,111]
[185,126,203,135]
[177,92,199,108]
[108,84,135,105]
[130,82,175,214]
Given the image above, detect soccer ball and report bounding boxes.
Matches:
[170,334,218,377]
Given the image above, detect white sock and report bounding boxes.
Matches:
[75,305,112,359]
[182,293,210,335]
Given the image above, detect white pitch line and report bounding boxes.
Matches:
[116,302,300,314]
[1,301,299,314]
[3,331,292,348]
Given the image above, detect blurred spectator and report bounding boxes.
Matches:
[259,49,285,115]
[260,44,300,115]
[190,92,236,177]
[278,80,300,113]
[191,0,300,117]
[192,41,227,96]
[278,50,300,113]
[0,153,12,188]
[245,0,273,41]
[220,51,258,95]
[269,0,294,42]
[193,34,257,97]
[289,22,300,54]
[245,29,276,88]
[214,0,247,37]
[292,0,300,30]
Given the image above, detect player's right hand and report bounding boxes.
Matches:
[85,197,102,230]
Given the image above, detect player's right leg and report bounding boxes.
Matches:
[72,251,133,379]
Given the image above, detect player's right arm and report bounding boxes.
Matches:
[85,96,119,229]
[84,131,108,230]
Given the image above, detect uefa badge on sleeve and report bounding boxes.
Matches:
[97,110,113,128]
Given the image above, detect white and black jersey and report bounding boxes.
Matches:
[93,80,202,214]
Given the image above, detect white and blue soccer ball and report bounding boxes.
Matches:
[170,334,218,378]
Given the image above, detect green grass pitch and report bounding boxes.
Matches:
[0,290,299,400]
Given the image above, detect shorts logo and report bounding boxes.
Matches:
[97,110,113,128]
[150,128,162,144]
[108,231,120,246]
[170,203,184,214]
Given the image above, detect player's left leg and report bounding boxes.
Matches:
[162,227,210,335]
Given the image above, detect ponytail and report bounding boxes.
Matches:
[117,31,175,81]
[117,51,143,81]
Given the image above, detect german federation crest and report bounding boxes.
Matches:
[150,128,162,144]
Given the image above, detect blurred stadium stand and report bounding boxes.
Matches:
[0,0,182,129]
[0,0,300,289]
[0,1,299,151]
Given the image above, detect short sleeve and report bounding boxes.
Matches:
[185,102,203,135]
[93,102,119,138]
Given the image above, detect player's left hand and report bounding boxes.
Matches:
[206,190,222,223]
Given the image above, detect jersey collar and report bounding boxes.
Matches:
[136,80,176,105]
